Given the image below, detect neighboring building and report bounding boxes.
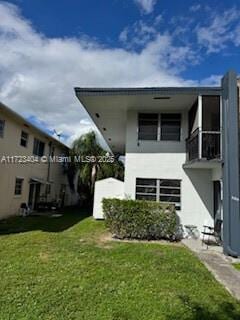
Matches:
[75,70,240,257]
[0,102,78,219]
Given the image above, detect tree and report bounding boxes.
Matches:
[71,131,124,203]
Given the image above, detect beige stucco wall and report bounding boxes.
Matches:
[0,108,78,219]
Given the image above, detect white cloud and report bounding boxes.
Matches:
[196,8,240,53]
[0,2,215,147]
[134,0,157,14]
[199,74,221,86]
[119,20,157,48]
[190,4,201,12]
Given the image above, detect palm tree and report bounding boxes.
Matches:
[71,131,124,202]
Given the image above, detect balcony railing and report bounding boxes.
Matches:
[186,128,221,162]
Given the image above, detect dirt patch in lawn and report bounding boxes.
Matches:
[97,232,183,247]
[39,251,50,262]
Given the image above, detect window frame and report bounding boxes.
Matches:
[33,138,45,157]
[138,112,182,142]
[138,113,158,141]
[0,119,5,138]
[14,178,24,196]
[160,113,181,141]
[20,130,29,148]
[136,178,181,210]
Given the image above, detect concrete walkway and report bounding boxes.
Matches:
[182,238,240,301]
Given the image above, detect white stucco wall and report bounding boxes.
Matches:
[93,178,124,219]
[124,110,220,234]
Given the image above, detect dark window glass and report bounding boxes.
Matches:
[0,119,5,138]
[136,178,156,186]
[160,179,180,187]
[15,178,24,195]
[136,178,157,201]
[159,179,181,210]
[160,195,181,203]
[20,131,29,147]
[161,114,181,141]
[46,184,51,194]
[33,138,45,156]
[138,113,158,140]
[202,96,220,131]
[136,178,181,210]
[136,194,156,201]
[136,186,157,194]
[160,188,180,195]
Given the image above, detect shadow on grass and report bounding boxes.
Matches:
[0,206,91,235]
[167,295,240,320]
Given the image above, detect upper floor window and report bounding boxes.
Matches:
[138,113,181,141]
[33,138,45,157]
[138,113,158,140]
[20,131,29,147]
[15,178,24,195]
[136,178,181,210]
[0,119,5,138]
[161,114,181,141]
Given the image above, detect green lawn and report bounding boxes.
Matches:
[233,263,240,271]
[0,209,240,320]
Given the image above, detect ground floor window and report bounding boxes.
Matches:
[136,178,181,210]
[15,178,24,195]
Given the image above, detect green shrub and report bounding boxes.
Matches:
[102,198,179,241]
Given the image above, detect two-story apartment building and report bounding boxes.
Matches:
[75,70,240,257]
[0,102,78,219]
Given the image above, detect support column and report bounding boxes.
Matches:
[222,70,240,257]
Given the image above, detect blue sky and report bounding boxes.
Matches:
[0,0,240,144]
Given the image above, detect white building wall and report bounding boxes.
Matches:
[124,110,216,234]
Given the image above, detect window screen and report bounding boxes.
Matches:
[161,114,181,141]
[33,138,45,156]
[15,178,24,195]
[136,178,181,210]
[0,119,5,138]
[138,113,158,140]
[20,131,29,147]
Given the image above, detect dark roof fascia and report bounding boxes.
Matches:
[75,86,222,97]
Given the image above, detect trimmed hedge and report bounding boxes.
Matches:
[102,198,179,241]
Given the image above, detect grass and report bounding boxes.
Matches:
[233,263,240,271]
[0,209,240,320]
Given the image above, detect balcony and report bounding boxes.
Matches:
[186,128,221,162]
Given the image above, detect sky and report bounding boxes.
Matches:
[0,0,240,146]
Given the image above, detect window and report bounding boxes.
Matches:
[136,178,157,201]
[138,113,158,140]
[161,114,181,141]
[20,131,29,147]
[0,119,5,138]
[136,178,181,210]
[159,179,181,210]
[15,178,24,195]
[46,184,51,194]
[33,138,45,156]
[138,113,181,141]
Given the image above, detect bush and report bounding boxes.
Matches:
[102,198,179,241]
